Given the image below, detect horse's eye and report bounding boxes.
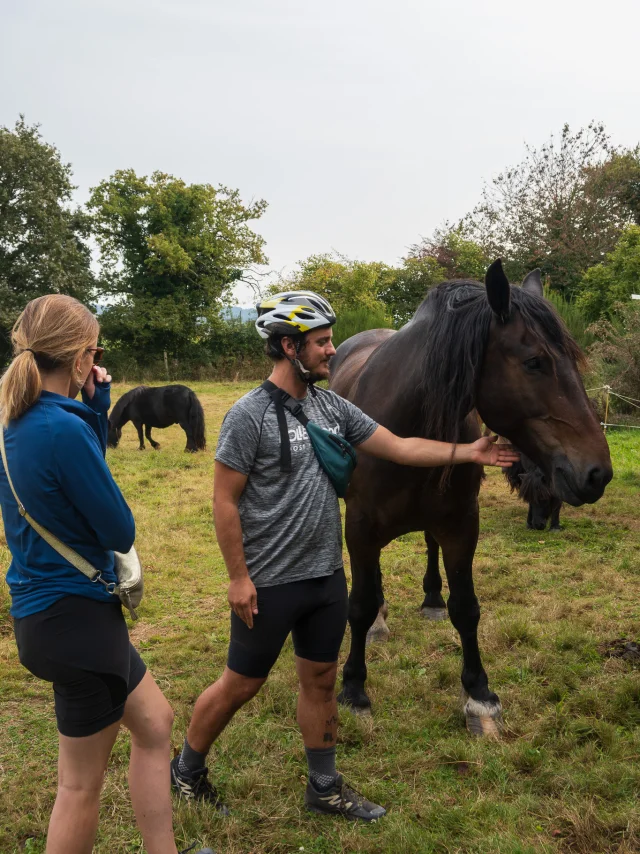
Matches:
[524,356,542,371]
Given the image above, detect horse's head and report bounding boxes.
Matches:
[107,421,122,449]
[476,260,612,506]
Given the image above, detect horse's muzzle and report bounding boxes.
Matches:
[551,457,613,506]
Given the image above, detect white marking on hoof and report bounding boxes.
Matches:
[462,692,503,738]
[420,606,448,621]
[352,705,372,717]
[366,613,390,645]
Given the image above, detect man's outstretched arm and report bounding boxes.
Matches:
[357,425,519,468]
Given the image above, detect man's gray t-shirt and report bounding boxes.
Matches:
[215,386,378,587]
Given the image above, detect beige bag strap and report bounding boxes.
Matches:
[0,427,101,584]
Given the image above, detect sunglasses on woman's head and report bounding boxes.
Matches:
[86,347,104,364]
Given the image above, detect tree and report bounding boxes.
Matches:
[575,225,640,321]
[408,227,489,282]
[373,230,488,326]
[274,254,392,316]
[88,169,267,359]
[0,117,95,367]
[377,256,445,325]
[583,147,640,227]
[463,123,636,296]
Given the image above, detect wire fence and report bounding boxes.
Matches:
[585,385,640,432]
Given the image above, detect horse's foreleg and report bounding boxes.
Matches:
[145,425,160,450]
[366,562,390,644]
[133,421,145,450]
[338,512,381,713]
[526,504,534,529]
[420,532,447,620]
[436,510,502,737]
[549,498,563,531]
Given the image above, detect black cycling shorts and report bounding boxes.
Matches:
[14,595,147,738]
[227,567,349,679]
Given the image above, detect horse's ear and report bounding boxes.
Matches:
[485,258,511,323]
[521,268,543,298]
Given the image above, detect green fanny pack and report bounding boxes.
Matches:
[261,381,357,498]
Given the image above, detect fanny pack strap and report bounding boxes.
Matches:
[260,380,311,473]
[0,427,112,590]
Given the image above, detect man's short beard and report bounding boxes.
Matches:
[295,354,327,385]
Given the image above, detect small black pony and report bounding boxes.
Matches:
[503,454,563,531]
[107,385,206,452]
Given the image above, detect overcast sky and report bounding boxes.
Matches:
[2,0,639,303]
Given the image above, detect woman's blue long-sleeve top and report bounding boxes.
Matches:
[0,383,135,618]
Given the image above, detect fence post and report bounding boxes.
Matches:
[603,385,611,432]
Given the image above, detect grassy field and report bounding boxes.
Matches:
[1,381,639,854]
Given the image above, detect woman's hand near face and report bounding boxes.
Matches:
[83,365,112,400]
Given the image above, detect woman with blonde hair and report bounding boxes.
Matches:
[0,295,213,854]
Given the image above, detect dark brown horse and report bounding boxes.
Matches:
[329,260,612,734]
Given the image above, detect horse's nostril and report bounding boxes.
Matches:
[586,466,606,488]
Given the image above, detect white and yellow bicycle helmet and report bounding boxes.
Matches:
[255,291,336,339]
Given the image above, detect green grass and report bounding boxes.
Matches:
[1,384,639,853]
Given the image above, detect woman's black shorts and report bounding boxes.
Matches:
[227,567,349,679]
[14,595,146,738]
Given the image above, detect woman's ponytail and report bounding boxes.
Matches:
[0,350,42,427]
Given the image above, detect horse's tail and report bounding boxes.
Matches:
[188,391,206,451]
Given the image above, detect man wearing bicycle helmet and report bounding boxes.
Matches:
[172,291,518,821]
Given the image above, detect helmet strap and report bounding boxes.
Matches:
[288,354,315,388]
[289,340,317,395]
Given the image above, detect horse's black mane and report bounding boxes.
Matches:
[413,280,584,444]
[109,385,149,426]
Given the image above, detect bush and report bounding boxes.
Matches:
[332,306,394,349]
[544,287,594,350]
[589,303,640,407]
[105,318,269,382]
[575,225,640,321]
[104,309,396,382]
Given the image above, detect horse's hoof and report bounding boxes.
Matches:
[466,711,503,738]
[337,690,372,715]
[421,606,448,621]
[366,626,390,645]
[462,695,503,739]
[152,444,161,451]
[352,705,372,717]
[549,525,563,532]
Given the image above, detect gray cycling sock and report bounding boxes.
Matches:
[305,745,338,792]
[178,738,208,775]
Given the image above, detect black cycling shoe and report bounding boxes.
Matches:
[305,774,386,822]
[171,757,230,815]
